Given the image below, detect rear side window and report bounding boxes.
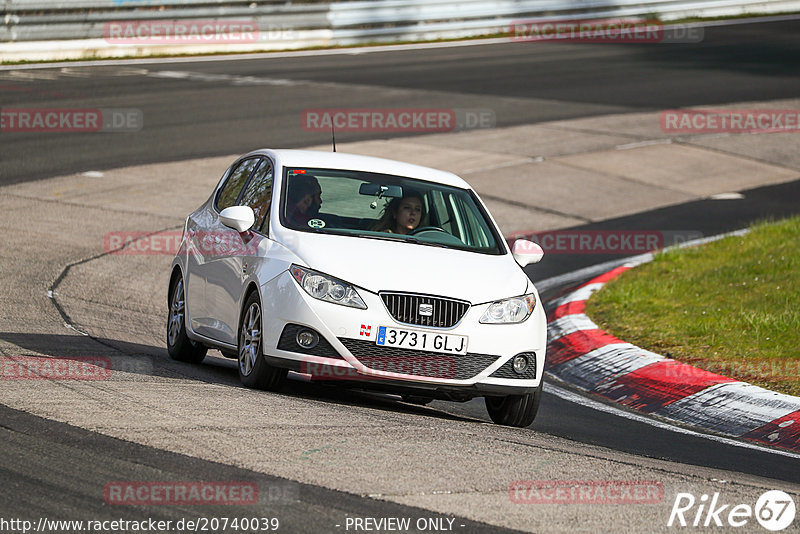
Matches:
[238,160,274,234]
[216,158,261,211]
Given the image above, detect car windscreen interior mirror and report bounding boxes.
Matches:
[359,183,403,198]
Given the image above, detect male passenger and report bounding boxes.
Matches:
[286,174,322,227]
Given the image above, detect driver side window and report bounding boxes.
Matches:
[238,159,274,234]
[216,158,261,211]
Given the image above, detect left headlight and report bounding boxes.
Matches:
[290,265,367,309]
[479,293,536,324]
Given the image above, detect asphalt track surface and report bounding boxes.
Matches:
[2,19,800,184]
[0,403,523,533]
[2,17,800,533]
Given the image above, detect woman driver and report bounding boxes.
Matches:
[372,191,426,235]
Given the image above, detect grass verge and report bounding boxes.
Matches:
[586,216,800,397]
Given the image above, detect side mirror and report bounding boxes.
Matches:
[219,206,255,232]
[512,239,544,267]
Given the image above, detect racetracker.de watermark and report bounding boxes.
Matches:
[301,108,495,133]
[664,360,800,382]
[104,19,259,44]
[0,355,152,379]
[300,357,456,381]
[508,230,703,254]
[510,18,703,44]
[661,109,800,134]
[104,482,259,506]
[104,230,261,256]
[1,108,143,133]
[509,480,664,504]
[0,356,111,380]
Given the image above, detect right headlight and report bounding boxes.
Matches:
[290,265,367,309]
[479,293,536,324]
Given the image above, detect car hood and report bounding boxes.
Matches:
[285,232,530,304]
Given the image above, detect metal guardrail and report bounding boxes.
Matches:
[327,0,800,42]
[330,0,795,26]
[2,0,308,9]
[1,0,798,60]
[2,2,330,42]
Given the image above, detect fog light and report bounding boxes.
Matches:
[296,329,319,349]
[512,354,529,375]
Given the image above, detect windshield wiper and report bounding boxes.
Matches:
[403,237,449,248]
[356,233,405,242]
[352,233,450,248]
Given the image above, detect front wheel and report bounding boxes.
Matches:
[238,291,287,390]
[485,380,543,427]
[167,276,207,363]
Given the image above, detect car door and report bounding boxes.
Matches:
[202,157,276,346]
[190,157,262,343]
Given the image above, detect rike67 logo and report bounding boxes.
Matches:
[668,490,796,531]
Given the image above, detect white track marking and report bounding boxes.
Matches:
[657,382,800,436]
[544,381,800,459]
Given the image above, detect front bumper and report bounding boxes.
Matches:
[259,270,547,394]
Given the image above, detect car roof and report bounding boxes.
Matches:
[247,149,472,189]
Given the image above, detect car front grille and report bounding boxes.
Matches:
[380,292,470,328]
[338,338,498,380]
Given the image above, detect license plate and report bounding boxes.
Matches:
[375,326,468,355]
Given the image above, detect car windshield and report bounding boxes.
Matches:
[280,167,504,255]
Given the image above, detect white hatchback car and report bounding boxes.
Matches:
[167,149,546,426]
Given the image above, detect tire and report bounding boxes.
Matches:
[484,380,543,427]
[238,291,287,391]
[167,275,207,363]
